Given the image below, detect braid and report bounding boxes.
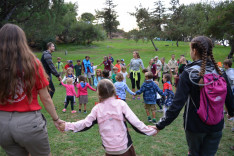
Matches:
[210,52,222,75]
[196,42,207,77]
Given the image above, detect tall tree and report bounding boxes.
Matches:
[81,12,95,23]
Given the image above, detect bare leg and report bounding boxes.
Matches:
[79,104,82,110]
[152,111,156,119]
[88,78,92,86]
[146,110,150,116]
[84,104,86,110]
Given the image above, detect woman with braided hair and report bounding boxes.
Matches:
[155,36,234,156]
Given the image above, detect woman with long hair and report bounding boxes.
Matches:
[0,24,63,156]
[155,36,234,155]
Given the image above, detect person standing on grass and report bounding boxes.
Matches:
[55,57,64,78]
[41,42,62,98]
[160,57,171,84]
[154,56,162,82]
[82,56,92,85]
[149,59,158,81]
[127,51,145,100]
[168,54,178,86]
[98,56,114,76]
[74,60,82,81]
[109,54,114,73]
[0,23,64,156]
[155,36,234,156]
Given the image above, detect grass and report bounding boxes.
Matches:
[1,39,233,156]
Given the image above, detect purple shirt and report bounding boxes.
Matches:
[103,60,111,71]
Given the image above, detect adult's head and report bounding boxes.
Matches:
[133,51,140,59]
[47,42,55,53]
[190,36,222,77]
[85,56,90,61]
[149,59,154,65]
[171,54,175,60]
[161,57,165,64]
[154,56,159,62]
[0,24,40,104]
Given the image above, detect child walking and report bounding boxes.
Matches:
[94,69,102,87]
[114,73,135,101]
[76,75,96,113]
[136,72,165,124]
[59,79,157,156]
[120,66,128,83]
[162,74,174,117]
[61,78,77,113]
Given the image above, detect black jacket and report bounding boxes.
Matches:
[156,60,234,133]
[41,50,60,77]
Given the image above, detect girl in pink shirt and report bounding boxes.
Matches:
[61,78,77,113]
[76,75,96,113]
[60,79,157,156]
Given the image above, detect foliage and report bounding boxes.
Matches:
[81,12,95,23]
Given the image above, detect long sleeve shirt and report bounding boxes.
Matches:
[61,82,77,96]
[129,58,144,72]
[76,82,96,97]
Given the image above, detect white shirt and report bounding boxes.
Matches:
[121,71,128,83]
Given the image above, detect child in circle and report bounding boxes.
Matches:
[111,66,119,83]
[115,59,121,73]
[120,66,128,83]
[74,60,82,82]
[76,75,96,113]
[61,78,77,113]
[102,69,110,79]
[114,73,135,101]
[90,62,98,86]
[94,69,102,88]
[59,79,157,156]
[136,72,165,124]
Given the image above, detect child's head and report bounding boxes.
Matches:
[223,59,232,69]
[145,72,153,80]
[116,59,120,64]
[161,57,165,64]
[121,66,127,73]
[180,56,186,64]
[102,70,109,78]
[69,60,73,66]
[67,60,70,64]
[97,79,116,102]
[66,67,73,75]
[96,69,102,77]
[142,68,149,74]
[79,75,86,82]
[91,62,94,66]
[149,59,154,65]
[163,74,171,82]
[57,57,61,62]
[113,66,118,74]
[77,60,81,65]
[104,56,108,61]
[66,78,73,85]
[121,59,124,63]
[115,73,123,82]
[85,56,90,60]
[154,81,159,86]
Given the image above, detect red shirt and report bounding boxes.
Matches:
[103,60,111,71]
[163,82,173,92]
[115,64,121,73]
[0,60,49,112]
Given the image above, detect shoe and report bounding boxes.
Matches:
[132,96,135,100]
[62,108,66,112]
[71,110,77,113]
[152,118,157,124]
[84,111,87,114]
[78,110,81,113]
[137,96,140,100]
[148,116,152,122]
[228,117,234,121]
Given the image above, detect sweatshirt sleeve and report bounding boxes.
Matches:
[125,84,135,95]
[122,103,157,136]
[76,84,80,98]
[61,82,66,87]
[135,83,145,95]
[62,76,67,83]
[65,106,98,132]
[44,53,60,77]
[87,83,96,91]
[155,83,165,97]
[140,59,145,69]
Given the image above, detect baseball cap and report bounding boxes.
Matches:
[121,59,124,61]
[154,56,159,59]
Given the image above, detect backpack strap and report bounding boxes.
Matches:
[185,95,190,131]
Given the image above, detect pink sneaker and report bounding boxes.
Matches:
[137,96,140,100]
[71,110,77,113]
[62,108,66,112]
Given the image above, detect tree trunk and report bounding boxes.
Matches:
[150,39,158,51]
[228,39,234,59]
[176,39,179,47]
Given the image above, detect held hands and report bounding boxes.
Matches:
[147,125,160,136]
[53,119,65,132]
[58,76,62,81]
[59,122,65,132]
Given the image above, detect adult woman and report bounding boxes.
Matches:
[155,36,234,155]
[0,24,63,156]
[128,51,144,100]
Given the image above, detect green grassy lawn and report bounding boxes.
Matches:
[1,39,233,156]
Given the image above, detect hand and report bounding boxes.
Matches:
[53,119,65,132]
[147,125,160,136]
[59,122,65,132]
[58,76,62,81]
[127,75,130,78]
[227,114,231,119]
[82,71,84,74]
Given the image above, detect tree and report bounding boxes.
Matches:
[81,12,95,23]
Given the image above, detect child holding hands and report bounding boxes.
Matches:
[59,79,157,156]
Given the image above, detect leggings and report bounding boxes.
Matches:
[65,96,74,110]
[130,72,141,90]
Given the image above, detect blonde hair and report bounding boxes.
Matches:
[96,69,102,77]
[97,79,116,102]
[115,73,124,81]
[113,66,118,71]
[66,78,73,84]
[66,67,74,77]
[121,66,126,72]
[145,72,153,79]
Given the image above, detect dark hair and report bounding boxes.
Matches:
[133,51,140,58]
[102,70,109,78]
[145,72,153,79]
[223,59,232,68]
[191,36,222,77]
[47,42,54,49]
[79,75,86,82]
[97,79,116,102]
[85,56,90,59]
[116,73,124,81]
[116,59,120,63]
[163,73,171,82]
[142,69,149,73]
[77,60,81,62]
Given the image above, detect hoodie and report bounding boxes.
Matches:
[136,80,165,104]
[114,81,135,100]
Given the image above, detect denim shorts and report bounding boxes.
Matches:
[0,110,50,156]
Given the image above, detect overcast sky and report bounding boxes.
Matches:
[64,0,224,32]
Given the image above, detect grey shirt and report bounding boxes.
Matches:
[129,58,144,72]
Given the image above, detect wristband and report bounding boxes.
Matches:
[53,117,59,121]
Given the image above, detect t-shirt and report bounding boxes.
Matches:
[103,60,112,71]
[111,73,117,83]
[115,64,121,73]
[74,64,82,77]
[151,64,157,75]
[0,60,49,112]
[65,64,74,70]
[91,65,97,75]
[121,71,128,83]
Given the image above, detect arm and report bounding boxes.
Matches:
[44,53,60,77]
[65,106,98,132]
[61,81,66,87]
[122,103,157,136]
[94,77,98,87]
[135,84,144,95]
[98,62,103,66]
[87,83,96,91]
[156,71,190,130]
[155,83,165,97]
[140,59,145,69]
[76,84,80,98]
[125,84,136,95]
[72,86,77,97]
[62,76,66,83]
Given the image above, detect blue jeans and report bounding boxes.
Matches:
[185,130,222,156]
